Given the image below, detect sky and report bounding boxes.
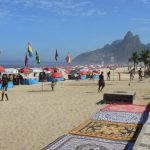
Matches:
[0,0,150,62]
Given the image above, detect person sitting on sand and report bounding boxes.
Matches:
[0,74,9,101]
[98,72,105,92]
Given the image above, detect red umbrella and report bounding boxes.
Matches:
[51,72,63,78]
[43,67,53,72]
[19,67,33,74]
[0,66,5,73]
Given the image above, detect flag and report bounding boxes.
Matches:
[27,42,33,57]
[66,52,71,64]
[25,53,28,67]
[55,49,58,61]
[36,51,40,64]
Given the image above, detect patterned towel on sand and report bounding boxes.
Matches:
[42,134,134,150]
[91,111,148,124]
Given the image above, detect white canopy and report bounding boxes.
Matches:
[4,68,19,74]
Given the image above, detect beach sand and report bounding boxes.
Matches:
[0,67,150,150]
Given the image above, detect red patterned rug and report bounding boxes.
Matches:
[100,104,150,113]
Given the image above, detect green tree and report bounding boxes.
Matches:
[128,52,139,69]
[139,49,150,69]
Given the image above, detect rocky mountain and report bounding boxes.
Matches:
[72,31,149,64]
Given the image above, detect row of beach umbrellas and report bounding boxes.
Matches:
[0,66,64,74]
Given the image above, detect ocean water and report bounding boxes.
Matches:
[0,60,126,68]
[0,61,70,68]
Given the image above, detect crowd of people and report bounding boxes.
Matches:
[97,67,145,93]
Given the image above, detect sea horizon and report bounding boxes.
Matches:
[0,60,69,68]
[0,60,131,68]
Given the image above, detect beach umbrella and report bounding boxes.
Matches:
[51,72,63,78]
[19,67,33,74]
[43,67,53,72]
[0,66,5,73]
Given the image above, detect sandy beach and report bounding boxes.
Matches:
[0,67,150,150]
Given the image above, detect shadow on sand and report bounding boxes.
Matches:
[85,92,97,94]
[96,99,105,105]
[27,90,53,93]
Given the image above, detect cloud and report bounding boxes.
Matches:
[131,17,150,24]
[81,10,106,16]
[0,0,106,18]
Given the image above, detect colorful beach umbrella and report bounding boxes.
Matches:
[51,72,63,78]
[19,67,33,74]
[43,67,53,72]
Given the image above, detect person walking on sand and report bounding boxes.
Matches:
[107,71,111,81]
[98,72,105,92]
[129,69,134,81]
[0,74,9,101]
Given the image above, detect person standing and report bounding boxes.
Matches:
[98,72,105,92]
[118,72,121,81]
[107,71,111,81]
[129,69,134,81]
[51,81,55,91]
[0,74,9,101]
[138,68,143,80]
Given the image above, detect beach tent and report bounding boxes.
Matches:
[32,68,43,73]
[4,68,18,74]
[0,66,5,73]
[0,67,14,89]
[19,67,38,85]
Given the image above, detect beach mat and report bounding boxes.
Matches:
[69,120,142,141]
[42,134,134,150]
[100,104,150,113]
[91,111,148,124]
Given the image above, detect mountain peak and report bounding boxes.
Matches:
[72,31,148,64]
[123,31,133,40]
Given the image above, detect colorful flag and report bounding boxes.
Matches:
[25,53,28,67]
[55,49,58,61]
[36,51,40,64]
[27,42,33,57]
[66,52,71,64]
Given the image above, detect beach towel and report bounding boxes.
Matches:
[100,104,150,113]
[42,134,134,150]
[69,120,142,141]
[91,111,148,124]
